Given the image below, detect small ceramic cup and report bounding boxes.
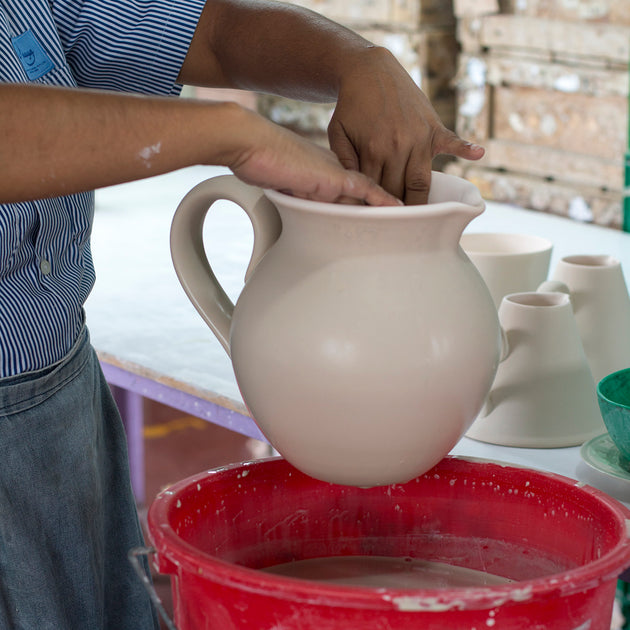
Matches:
[597,367,630,465]
[460,233,553,308]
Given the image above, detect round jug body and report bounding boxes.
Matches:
[171,173,500,486]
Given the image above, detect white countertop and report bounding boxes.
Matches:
[86,165,630,505]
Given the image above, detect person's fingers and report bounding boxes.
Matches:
[345,171,403,207]
[355,146,384,196]
[402,144,432,206]
[328,121,360,172]
[290,168,401,207]
[433,128,485,161]
[336,194,363,205]
[230,113,403,206]
[400,130,483,205]
[329,121,405,205]
[380,150,409,203]
[458,141,485,160]
[312,170,402,206]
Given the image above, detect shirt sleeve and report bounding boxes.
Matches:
[51,0,207,96]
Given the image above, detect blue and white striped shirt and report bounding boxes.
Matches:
[0,0,205,376]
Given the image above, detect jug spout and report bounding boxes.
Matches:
[428,171,484,208]
[419,171,485,248]
[426,171,485,234]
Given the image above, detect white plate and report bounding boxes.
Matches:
[580,433,630,483]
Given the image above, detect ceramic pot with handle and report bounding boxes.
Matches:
[170,173,501,486]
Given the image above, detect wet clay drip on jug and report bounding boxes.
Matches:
[262,556,514,589]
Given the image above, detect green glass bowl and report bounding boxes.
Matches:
[597,367,630,466]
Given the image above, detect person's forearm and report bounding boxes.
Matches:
[0,83,399,207]
[180,0,379,102]
[178,0,485,205]
[0,84,247,203]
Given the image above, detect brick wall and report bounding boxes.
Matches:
[189,0,629,227]
[448,0,629,228]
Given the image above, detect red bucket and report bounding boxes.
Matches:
[148,457,630,629]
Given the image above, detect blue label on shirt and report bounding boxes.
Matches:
[11,29,54,80]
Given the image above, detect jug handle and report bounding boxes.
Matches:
[170,175,282,356]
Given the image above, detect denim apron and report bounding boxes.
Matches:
[0,327,159,629]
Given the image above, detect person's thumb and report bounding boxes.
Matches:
[434,128,485,161]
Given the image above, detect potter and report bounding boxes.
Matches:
[170,172,501,486]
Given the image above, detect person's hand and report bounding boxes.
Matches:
[328,47,485,205]
[225,107,402,206]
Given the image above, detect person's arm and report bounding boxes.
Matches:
[0,83,398,206]
[179,0,485,204]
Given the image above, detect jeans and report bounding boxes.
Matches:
[0,327,159,630]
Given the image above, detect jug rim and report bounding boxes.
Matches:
[504,291,571,308]
[561,254,619,268]
[264,172,484,219]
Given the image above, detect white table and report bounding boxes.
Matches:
[86,165,630,506]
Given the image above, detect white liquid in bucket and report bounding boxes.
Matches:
[263,556,514,589]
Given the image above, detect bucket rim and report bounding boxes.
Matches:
[147,456,630,612]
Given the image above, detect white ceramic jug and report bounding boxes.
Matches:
[466,291,604,447]
[540,255,630,384]
[170,173,501,486]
